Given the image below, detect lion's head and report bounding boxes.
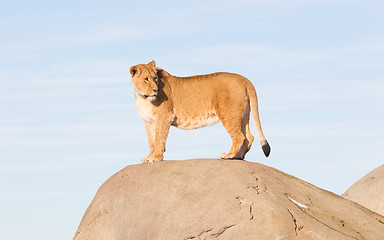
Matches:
[130,60,161,102]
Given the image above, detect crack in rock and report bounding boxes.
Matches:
[263,185,270,194]
[287,209,299,236]
[235,196,255,220]
[249,204,254,220]
[308,196,314,206]
[87,210,108,226]
[210,224,236,238]
[184,225,236,240]
[184,228,213,240]
[356,231,365,240]
[301,209,364,240]
[247,171,270,195]
[247,185,260,194]
[247,170,260,194]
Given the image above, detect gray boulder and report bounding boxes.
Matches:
[343,164,384,216]
[75,159,384,239]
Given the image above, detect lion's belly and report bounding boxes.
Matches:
[172,114,220,130]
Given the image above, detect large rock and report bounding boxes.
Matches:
[74,159,384,240]
[343,164,384,216]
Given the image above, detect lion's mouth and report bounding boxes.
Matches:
[144,94,157,98]
[143,94,157,102]
[135,90,157,100]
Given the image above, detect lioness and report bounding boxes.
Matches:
[130,61,271,163]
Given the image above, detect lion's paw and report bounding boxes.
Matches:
[220,152,244,160]
[141,154,163,163]
[221,152,235,159]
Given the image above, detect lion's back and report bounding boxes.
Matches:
[170,72,250,100]
[166,72,251,129]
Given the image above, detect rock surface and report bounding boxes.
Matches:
[74,159,384,240]
[343,164,384,216]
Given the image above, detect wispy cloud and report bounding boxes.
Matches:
[0,121,144,147]
[0,24,146,52]
[171,41,383,70]
[0,59,132,88]
[268,121,384,139]
[262,80,384,106]
[220,0,341,7]
[0,153,141,175]
[0,59,134,105]
[0,122,136,135]
[0,87,128,103]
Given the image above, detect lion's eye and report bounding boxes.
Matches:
[144,78,149,82]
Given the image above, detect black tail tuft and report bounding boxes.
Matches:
[262,142,271,157]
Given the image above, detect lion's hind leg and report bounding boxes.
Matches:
[219,111,250,160]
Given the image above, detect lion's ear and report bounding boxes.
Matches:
[154,67,163,72]
[130,66,138,77]
[148,60,156,68]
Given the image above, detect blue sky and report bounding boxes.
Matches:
[1,1,384,239]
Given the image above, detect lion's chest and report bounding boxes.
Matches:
[136,97,155,123]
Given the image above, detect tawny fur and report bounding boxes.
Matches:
[130,61,271,163]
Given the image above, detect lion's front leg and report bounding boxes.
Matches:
[144,122,155,154]
[142,122,156,163]
[142,119,171,163]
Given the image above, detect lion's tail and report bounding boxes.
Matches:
[247,83,271,157]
